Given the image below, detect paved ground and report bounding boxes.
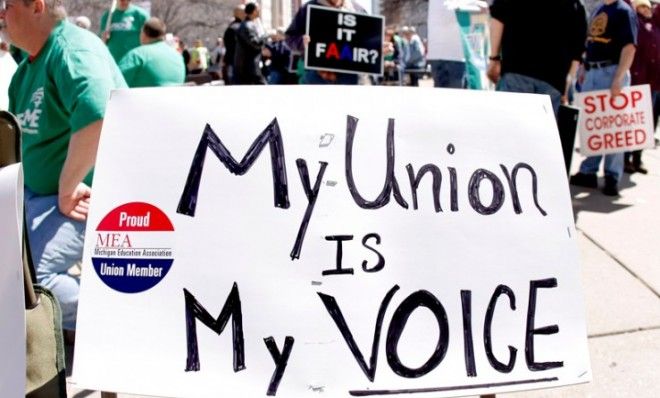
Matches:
[66,80,660,397]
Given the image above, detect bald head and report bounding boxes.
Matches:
[140,17,166,44]
[234,4,246,20]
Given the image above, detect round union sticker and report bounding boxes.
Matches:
[92,202,174,293]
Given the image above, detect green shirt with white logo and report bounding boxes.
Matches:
[9,21,126,195]
[100,4,149,63]
[118,40,186,88]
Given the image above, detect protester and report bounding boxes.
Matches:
[180,39,191,73]
[426,1,467,88]
[208,37,225,79]
[402,26,426,86]
[222,4,245,85]
[118,17,185,88]
[380,27,404,84]
[188,39,209,74]
[234,2,267,85]
[570,0,638,196]
[487,0,587,115]
[2,0,126,335]
[285,0,366,85]
[100,0,149,63]
[625,0,659,174]
[265,28,297,84]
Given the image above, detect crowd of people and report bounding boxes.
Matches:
[0,0,658,383]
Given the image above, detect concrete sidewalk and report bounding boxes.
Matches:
[501,144,660,397]
[66,88,659,397]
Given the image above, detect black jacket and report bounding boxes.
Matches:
[234,19,267,84]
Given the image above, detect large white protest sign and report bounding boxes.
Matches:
[574,84,655,156]
[73,86,590,397]
[0,164,25,397]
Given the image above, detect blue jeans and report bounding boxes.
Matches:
[497,72,562,116]
[429,60,466,88]
[578,65,630,182]
[25,188,85,330]
[302,70,358,85]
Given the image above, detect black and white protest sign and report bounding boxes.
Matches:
[305,5,384,75]
[73,86,591,397]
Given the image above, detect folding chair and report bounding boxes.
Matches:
[0,110,68,398]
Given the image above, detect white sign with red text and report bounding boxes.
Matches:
[575,84,655,156]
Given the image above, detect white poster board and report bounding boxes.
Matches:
[73,86,591,397]
[574,84,656,156]
[427,0,465,61]
[0,164,25,397]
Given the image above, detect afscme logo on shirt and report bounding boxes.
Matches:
[111,16,136,31]
[17,87,44,135]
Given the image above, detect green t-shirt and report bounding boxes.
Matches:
[9,21,126,195]
[100,4,149,63]
[118,40,186,88]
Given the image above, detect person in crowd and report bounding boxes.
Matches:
[234,2,267,84]
[188,39,209,75]
[118,17,185,88]
[625,0,659,174]
[381,27,404,84]
[570,0,638,196]
[285,0,366,85]
[74,15,90,30]
[100,0,149,63]
[426,1,467,88]
[2,0,126,336]
[265,27,297,84]
[402,26,426,86]
[222,4,245,85]
[208,37,225,79]
[487,0,587,116]
[178,39,191,74]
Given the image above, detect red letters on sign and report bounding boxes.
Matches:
[587,129,646,151]
[326,43,340,60]
[583,90,644,114]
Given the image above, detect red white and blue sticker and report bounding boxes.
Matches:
[92,202,174,293]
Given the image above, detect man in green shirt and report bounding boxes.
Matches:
[100,0,149,63]
[118,17,185,87]
[2,0,126,332]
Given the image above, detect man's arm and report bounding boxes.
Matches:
[58,120,102,221]
[611,43,635,96]
[284,5,308,53]
[487,18,504,84]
